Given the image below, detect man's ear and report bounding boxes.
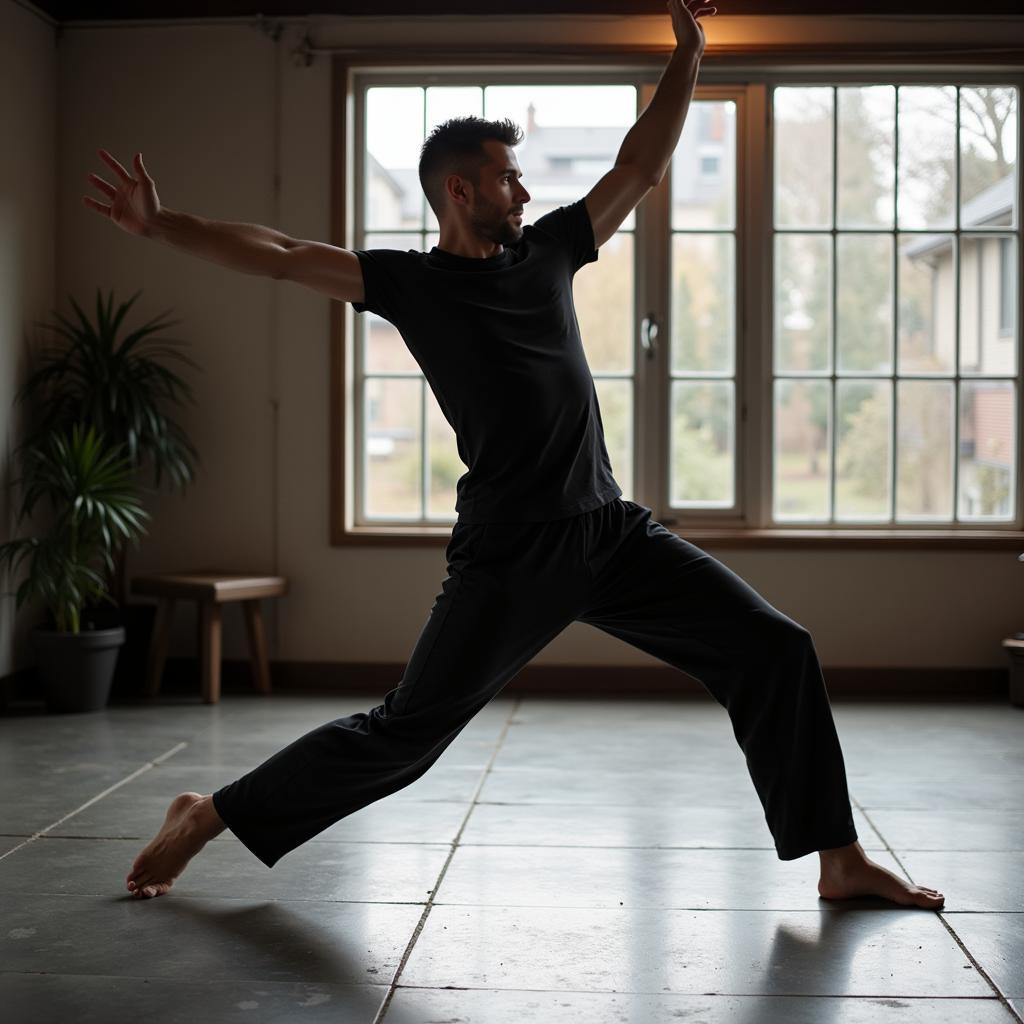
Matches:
[445,173,472,208]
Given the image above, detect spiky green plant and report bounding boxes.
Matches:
[14,288,200,605]
[0,423,150,634]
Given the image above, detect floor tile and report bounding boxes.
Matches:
[0,835,450,904]
[892,851,1023,912]
[383,990,1020,1024]
[943,912,1024,998]
[45,763,484,840]
[435,846,908,910]
[401,905,988,995]
[849,772,1024,810]
[0,892,420,984]
[477,764,767,808]
[0,764,149,834]
[0,974,387,1024]
[458,801,883,851]
[0,836,27,857]
[865,809,1024,851]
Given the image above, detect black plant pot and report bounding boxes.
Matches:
[30,625,126,713]
[79,602,157,700]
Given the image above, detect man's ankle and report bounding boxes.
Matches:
[192,794,228,839]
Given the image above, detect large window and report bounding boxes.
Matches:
[346,70,1020,532]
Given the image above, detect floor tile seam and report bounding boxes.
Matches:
[856,798,1022,1019]
[0,741,188,865]
[372,694,524,1024]
[390,985,1013,1000]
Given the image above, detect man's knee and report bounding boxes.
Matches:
[750,608,815,659]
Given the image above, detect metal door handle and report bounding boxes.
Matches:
[640,313,659,359]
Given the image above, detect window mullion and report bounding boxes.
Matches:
[749,82,772,530]
[637,80,667,515]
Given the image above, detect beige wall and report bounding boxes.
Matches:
[4,6,1022,680]
[0,0,56,679]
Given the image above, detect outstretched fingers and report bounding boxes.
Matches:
[82,195,111,215]
[98,147,134,184]
[87,171,116,198]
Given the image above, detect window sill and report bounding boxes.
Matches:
[335,524,1024,549]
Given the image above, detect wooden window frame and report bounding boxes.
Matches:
[329,43,1024,549]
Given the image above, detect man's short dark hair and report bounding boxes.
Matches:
[418,115,524,219]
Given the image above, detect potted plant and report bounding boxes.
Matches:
[0,423,151,712]
[13,288,201,696]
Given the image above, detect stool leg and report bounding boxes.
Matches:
[242,599,272,694]
[144,598,176,698]
[200,602,222,704]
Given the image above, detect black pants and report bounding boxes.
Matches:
[212,497,858,868]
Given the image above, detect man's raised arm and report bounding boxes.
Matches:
[584,0,716,250]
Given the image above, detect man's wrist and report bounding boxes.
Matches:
[671,44,703,68]
[146,207,173,241]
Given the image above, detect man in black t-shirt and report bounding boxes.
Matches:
[351,195,622,523]
[95,0,943,911]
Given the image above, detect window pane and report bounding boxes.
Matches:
[773,379,830,520]
[364,376,422,519]
[896,380,954,520]
[773,87,833,229]
[897,86,957,231]
[837,86,895,229]
[365,87,424,232]
[960,86,1017,229]
[594,378,633,498]
[774,233,831,374]
[426,385,461,521]
[961,234,1017,376]
[362,232,423,375]
[959,380,1015,520]
[837,233,893,374]
[672,100,736,231]
[485,85,637,230]
[575,231,634,374]
[670,380,734,507]
[898,234,956,374]
[836,380,892,521]
[671,233,734,375]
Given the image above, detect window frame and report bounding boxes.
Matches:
[330,51,1024,549]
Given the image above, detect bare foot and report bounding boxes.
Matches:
[818,841,944,909]
[125,792,225,899]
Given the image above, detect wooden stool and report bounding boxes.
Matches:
[130,571,288,704]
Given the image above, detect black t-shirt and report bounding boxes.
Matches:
[352,198,622,523]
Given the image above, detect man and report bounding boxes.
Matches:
[85,0,944,909]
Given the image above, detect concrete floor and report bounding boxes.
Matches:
[0,694,1022,1023]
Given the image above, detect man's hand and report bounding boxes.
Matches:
[83,149,161,238]
[669,0,717,57]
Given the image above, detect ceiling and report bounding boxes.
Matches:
[27,0,1024,21]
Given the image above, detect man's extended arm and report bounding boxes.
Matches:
[148,208,293,279]
[84,148,364,302]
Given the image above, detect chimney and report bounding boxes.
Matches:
[527,101,536,134]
